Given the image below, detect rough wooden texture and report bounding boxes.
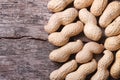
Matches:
[0,0,118,80]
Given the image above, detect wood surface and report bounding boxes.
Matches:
[0,0,118,80]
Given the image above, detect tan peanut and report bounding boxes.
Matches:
[50,60,77,80]
[79,8,102,41]
[76,42,104,64]
[91,50,114,80]
[90,0,108,16]
[47,0,73,12]
[48,21,83,46]
[99,1,120,28]
[110,50,120,79]
[105,16,120,37]
[66,59,97,80]
[49,40,83,62]
[44,8,78,33]
[74,0,94,9]
[104,34,120,51]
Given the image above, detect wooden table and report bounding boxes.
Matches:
[0,0,117,80]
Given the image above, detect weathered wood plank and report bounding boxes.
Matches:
[0,0,51,40]
[0,38,61,80]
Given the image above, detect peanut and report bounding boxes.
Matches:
[76,42,104,64]
[44,0,120,80]
[44,8,78,33]
[50,60,77,80]
[91,50,114,80]
[104,34,120,51]
[48,21,83,46]
[47,0,73,12]
[110,50,120,79]
[79,8,102,41]
[49,40,83,62]
[105,16,120,37]
[99,1,120,28]
[66,59,97,80]
[90,0,108,16]
[74,0,94,9]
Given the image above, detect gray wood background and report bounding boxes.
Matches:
[0,0,118,80]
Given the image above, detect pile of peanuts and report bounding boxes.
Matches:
[44,0,120,80]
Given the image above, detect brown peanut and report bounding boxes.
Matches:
[50,60,77,80]
[105,16,120,37]
[76,42,104,64]
[47,0,73,12]
[44,8,78,33]
[49,40,83,62]
[48,21,83,46]
[104,34,120,51]
[74,0,94,9]
[91,50,114,80]
[99,1,120,28]
[90,0,108,16]
[79,8,102,41]
[66,59,97,80]
[110,50,120,79]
